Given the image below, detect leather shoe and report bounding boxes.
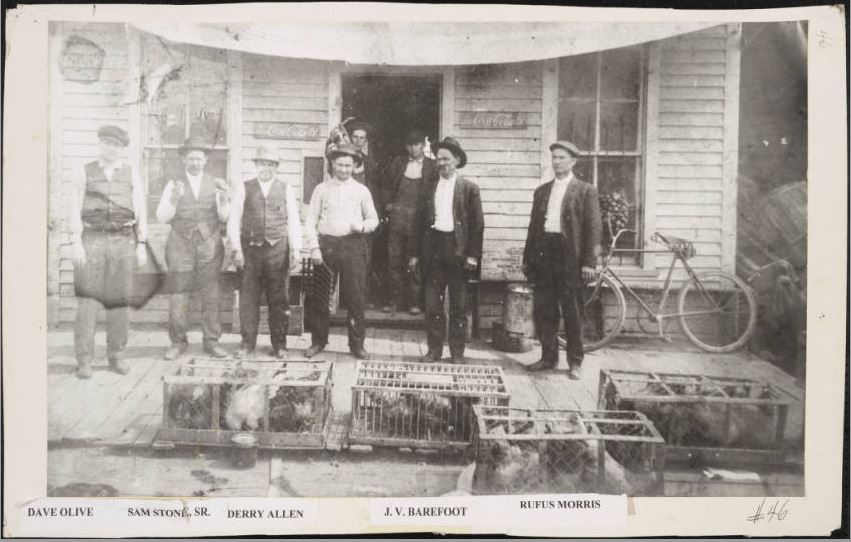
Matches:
[408,306,421,316]
[164,345,187,361]
[525,359,555,372]
[75,363,92,380]
[108,357,131,375]
[273,348,288,360]
[567,366,583,380]
[204,344,228,358]
[381,305,393,314]
[420,351,441,363]
[304,344,325,358]
[234,345,255,359]
[351,347,371,360]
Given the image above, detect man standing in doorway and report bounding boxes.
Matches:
[381,129,437,315]
[305,143,379,360]
[409,137,483,363]
[70,125,148,379]
[228,144,302,359]
[522,141,602,379]
[157,137,230,360]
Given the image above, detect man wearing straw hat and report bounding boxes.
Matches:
[409,136,484,364]
[156,136,231,360]
[522,140,602,379]
[227,144,302,359]
[69,125,148,379]
[304,143,379,360]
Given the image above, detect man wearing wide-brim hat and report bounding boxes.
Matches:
[408,136,484,363]
[522,140,602,379]
[156,136,231,360]
[69,124,149,379]
[226,144,302,359]
[304,142,379,360]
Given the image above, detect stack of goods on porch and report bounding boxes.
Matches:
[159,358,333,450]
[348,361,509,450]
[599,191,630,243]
[471,406,665,496]
[598,369,794,465]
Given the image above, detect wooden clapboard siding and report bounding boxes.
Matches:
[454,62,543,281]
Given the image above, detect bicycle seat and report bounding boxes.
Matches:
[652,232,697,259]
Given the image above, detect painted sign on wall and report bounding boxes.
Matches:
[255,122,322,140]
[458,112,528,130]
[60,36,105,83]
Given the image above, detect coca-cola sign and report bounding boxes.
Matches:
[460,112,527,130]
[255,122,322,140]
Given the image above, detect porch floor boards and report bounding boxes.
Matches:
[47,328,805,448]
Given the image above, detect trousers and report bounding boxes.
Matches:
[387,226,422,309]
[74,230,135,364]
[533,233,585,368]
[165,230,224,347]
[239,240,290,351]
[312,234,368,351]
[423,231,468,358]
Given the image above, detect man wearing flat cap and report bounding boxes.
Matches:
[69,125,148,379]
[523,141,602,379]
[227,144,302,359]
[304,142,379,360]
[409,137,484,363]
[156,136,231,360]
[380,128,438,315]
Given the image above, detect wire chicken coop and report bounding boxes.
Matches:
[598,369,794,465]
[472,405,666,496]
[348,361,510,450]
[156,358,333,450]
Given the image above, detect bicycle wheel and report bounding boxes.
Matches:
[677,271,757,353]
[558,274,626,352]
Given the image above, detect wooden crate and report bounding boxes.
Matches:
[348,361,510,450]
[472,405,666,496]
[598,369,795,465]
[156,358,333,450]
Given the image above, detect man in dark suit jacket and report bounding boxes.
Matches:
[522,141,602,379]
[409,137,484,363]
[381,129,438,314]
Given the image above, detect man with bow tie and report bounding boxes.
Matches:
[156,136,231,360]
[522,141,602,379]
[409,137,484,363]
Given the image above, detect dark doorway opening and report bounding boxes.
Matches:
[340,73,442,324]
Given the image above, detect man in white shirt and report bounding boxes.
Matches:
[227,144,302,359]
[70,125,148,379]
[408,137,484,363]
[522,141,602,378]
[304,143,379,360]
[156,137,230,360]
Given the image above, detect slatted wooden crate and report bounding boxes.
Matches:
[156,358,333,450]
[348,361,510,450]
[598,369,794,465]
[472,405,666,496]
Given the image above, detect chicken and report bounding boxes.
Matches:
[224,384,266,431]
[168,384,212,429]
[268,387,316,433]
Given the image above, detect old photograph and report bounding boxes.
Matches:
[3,2,847,537]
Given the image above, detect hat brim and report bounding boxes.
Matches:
[179,146,210,155]
[432,142,467,168]
[328,150,363,167]
[549,143,580,157]
[98,136,127,147]
[252,157,280,164]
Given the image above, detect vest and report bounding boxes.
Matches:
[170,174,220,239]
[241,178,289,247]
[81,161,135,229]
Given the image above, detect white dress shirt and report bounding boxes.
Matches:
[156,171,229,224]
[433,174,457,232]
[403,156,424,179]
[227,177,303,254]
[305,177,379,250]
[544,173,574,233]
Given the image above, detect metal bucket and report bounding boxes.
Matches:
[504,283,534,337]
[230,433,258,469]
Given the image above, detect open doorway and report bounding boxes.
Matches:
[341,73,442,320]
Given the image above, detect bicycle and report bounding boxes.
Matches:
[559,226,757,353]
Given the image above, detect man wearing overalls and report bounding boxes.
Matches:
[70,125,148,379]
[156,137,230,360]
[381,129,437,315]
[228,144,302,359]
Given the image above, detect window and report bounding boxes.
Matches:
[558,46,645,262]
[140,36,229,216]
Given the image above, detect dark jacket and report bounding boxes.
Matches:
[523,176,602,288]
[380,155,438,214]
[410,175,484,269]
[353,153,379,208]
